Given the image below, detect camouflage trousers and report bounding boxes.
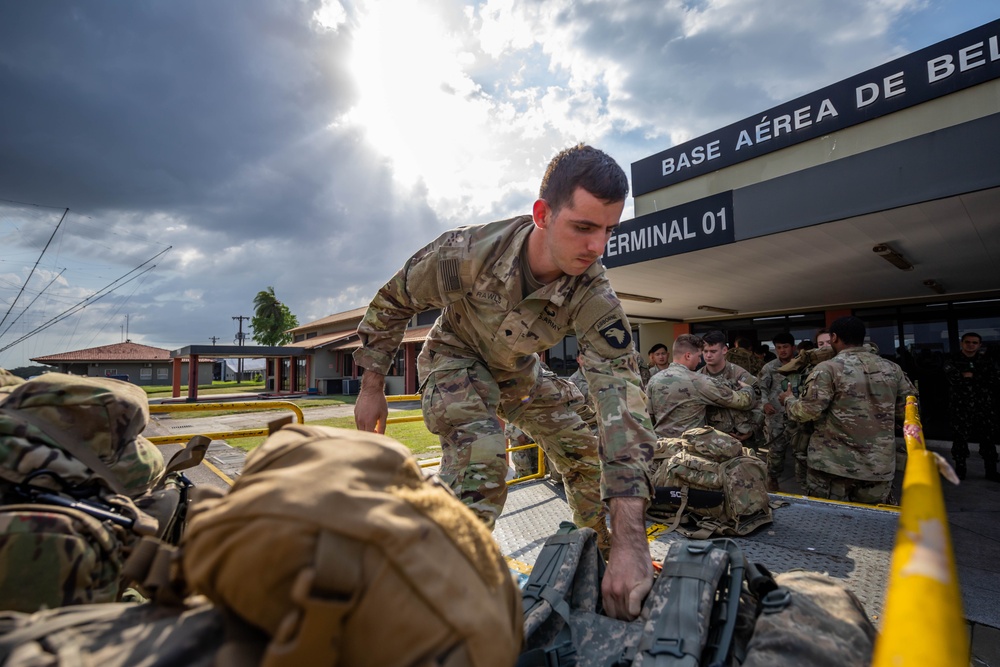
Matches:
[950,411,998,464]
[765,417,791,479]
[421,359,606,541]
[806,469,892,505]
[784,420,811,488]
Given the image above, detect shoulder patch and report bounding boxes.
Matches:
[598,319,631,349]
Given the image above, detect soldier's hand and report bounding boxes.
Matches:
[763,403,777,416]
[602,497,653,620]
[354,372,388,434]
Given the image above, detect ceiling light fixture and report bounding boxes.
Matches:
[923,279,946,295]
[617,292,662,304]
[872,243,914,271]
[697,305,739,315]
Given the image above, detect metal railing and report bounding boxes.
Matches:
[147,400,305,445]
[873,395,968,666]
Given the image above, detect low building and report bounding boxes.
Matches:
[31,341,213,386]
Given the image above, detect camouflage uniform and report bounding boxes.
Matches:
[726,347,763,376]
[354,216,654,538]
[758,358,793,482]
[636,355,653,389]
[776,346,836,489]
[784,346,916,504]
[647,362,755,438]
[699,361,763,445]
[942,351,999,478]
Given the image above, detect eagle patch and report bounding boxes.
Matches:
[598,319,631,349]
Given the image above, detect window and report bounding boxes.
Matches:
[140,368,152,380]
[157,368,169,380]
[416,309,442,326]
[104,369,117,376]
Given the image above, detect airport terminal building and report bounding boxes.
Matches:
[601,18,1000,438]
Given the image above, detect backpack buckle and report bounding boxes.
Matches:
[544,641,576,666]
[648,637,685,658]
[761,588,792,614]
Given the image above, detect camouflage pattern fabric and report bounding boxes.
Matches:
[741,570,876,667]
[635,354,652,389]
[0,504,126,611]
[0,373,164,497]
[649,428,772,537]
[647,362,754,438]
[785,346,916,489]
[757,357,793,479]
[776,347,835,488]
[0,374,165,613]
[943,351,999,464]
[354,216,654,503]
[700,362,764,442]
[505,422,539,478]
[0,369,24,397]
[805,468,893,504]
[422,359,609,547]
[726,346,763,375]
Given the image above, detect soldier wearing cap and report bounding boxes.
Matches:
[353,144,655,621]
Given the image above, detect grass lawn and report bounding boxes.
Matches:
[228,408,441,457]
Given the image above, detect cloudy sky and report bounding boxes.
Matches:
[0,0,996,369]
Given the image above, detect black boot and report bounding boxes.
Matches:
[954,458,967,480]
[985,460,999,482]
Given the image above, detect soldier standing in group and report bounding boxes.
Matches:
[647,334,755,438]
[943,332,999,480]
[698,330,763,447]
[779,317,916,504]
[647,343,670,378]
[776,343,836,489]
[758,332,798,492]
[353,144,655,620]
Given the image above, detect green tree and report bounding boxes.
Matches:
[251,286,299,346]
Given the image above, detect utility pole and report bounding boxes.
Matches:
[209,336,220,345]
[232,315,250,384]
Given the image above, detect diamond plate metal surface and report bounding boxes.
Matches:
[496,481,898,620]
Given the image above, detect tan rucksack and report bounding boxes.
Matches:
[648,427,772,537]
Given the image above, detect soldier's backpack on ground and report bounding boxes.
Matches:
[519,526,876,667]
[648,426,772,537]
[0,373,205,612]
[0,424,524,667]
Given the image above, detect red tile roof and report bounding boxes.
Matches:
[287,306,368,334]
[32,341,174,363]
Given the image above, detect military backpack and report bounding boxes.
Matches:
[648,427,772,538]
[518,526,876,667]
[0,373,205,612]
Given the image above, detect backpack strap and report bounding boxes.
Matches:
[633,540,729,667]
[162,435,211,477]
[518,526,593,667]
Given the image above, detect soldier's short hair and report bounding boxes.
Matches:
[672,334,704,356]
[961,332,982,343]
[830,316,866,346]
[539,144,629,215]
[734,336,752,349]
[772,332,795,346]
[648,343,668,355]
[701,330,727,347]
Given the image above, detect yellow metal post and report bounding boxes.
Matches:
[873,396,968,666]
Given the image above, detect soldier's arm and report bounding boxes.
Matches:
[694,373,754,410]
[784,366,834,423]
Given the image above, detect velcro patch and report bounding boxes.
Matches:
[598,319,631,349]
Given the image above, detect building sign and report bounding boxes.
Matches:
[603,192,734,268]
[632,19,1000,196]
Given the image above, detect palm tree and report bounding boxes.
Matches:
[251,286,298,346]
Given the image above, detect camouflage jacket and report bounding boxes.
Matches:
[354,215,654,498]
[699,361,758,403]
[647,362,754,438]
[757,358,789,431]
[785,347,917,481]
[942,352,998,408]
[568,368,591,404]
[726,347,763,376]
